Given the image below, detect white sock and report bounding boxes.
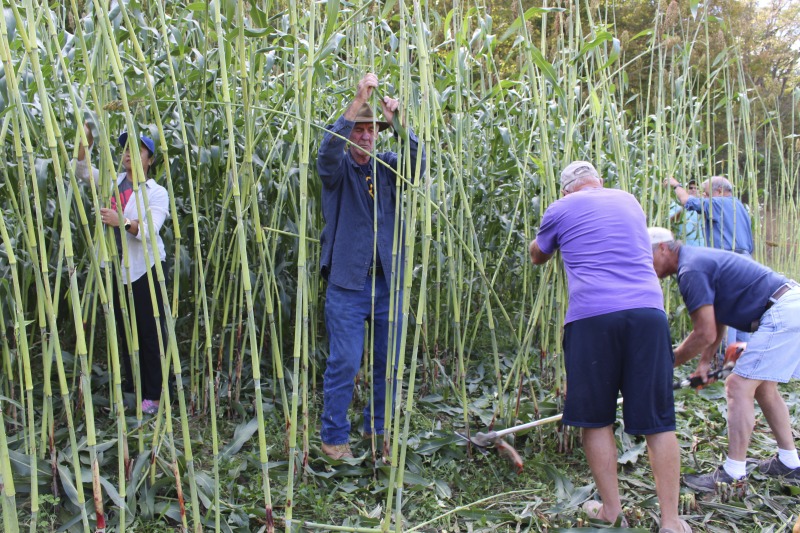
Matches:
[778,448,800,469]
[723,457,747,479]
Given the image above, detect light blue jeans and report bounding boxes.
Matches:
[321,276,402,445]
[727,325,750,346]
[734,287,800,382]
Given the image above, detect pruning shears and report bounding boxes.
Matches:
[673,341,745,390]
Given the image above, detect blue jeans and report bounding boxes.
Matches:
[321,276,402,445]
[727,326,750,346]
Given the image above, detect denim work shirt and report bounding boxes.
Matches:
[317,115,425,291]
[685,196,753,254]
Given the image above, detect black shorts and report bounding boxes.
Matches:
[562,308,676,435]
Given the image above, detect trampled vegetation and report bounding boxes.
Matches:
[1,0,799,531]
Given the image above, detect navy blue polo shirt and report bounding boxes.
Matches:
[317,116,424,291]
[676,246,787,331]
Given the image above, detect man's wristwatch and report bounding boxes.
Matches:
[124,218,132,231]
[672,183,682,189]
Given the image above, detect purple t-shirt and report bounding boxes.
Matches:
[535,187,665,324]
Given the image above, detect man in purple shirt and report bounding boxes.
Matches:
[530,161,688,533]
[316,73,425,460]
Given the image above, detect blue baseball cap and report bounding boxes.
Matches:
[118,131,156,157]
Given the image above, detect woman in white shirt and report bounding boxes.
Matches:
[76,123,169,415]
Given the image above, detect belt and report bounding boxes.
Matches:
[368,265,383,277]
[750,280,799,331]
[765,280,800,311]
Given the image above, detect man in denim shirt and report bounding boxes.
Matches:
[667,175,753,346]
[668,176,752,254]
[317,73,425,459]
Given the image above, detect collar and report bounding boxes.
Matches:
[346,150,372,168]
[117,174,155,188]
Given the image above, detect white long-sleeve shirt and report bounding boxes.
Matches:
[74,156,168,284]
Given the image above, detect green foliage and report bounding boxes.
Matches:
[1,0,799,531]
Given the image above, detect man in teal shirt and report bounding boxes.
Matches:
[668,179,704,246]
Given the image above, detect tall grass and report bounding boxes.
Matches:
[0,0,798,531]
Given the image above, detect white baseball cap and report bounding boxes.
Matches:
[560,161,600,189]
[648,227,675,245]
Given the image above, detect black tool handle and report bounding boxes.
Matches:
[673,369,723,389]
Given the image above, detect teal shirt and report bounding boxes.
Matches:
[668,202,704,246]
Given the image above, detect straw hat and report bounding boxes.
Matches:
[352,103,390,132]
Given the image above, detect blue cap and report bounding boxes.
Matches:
[118,131,156,157]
